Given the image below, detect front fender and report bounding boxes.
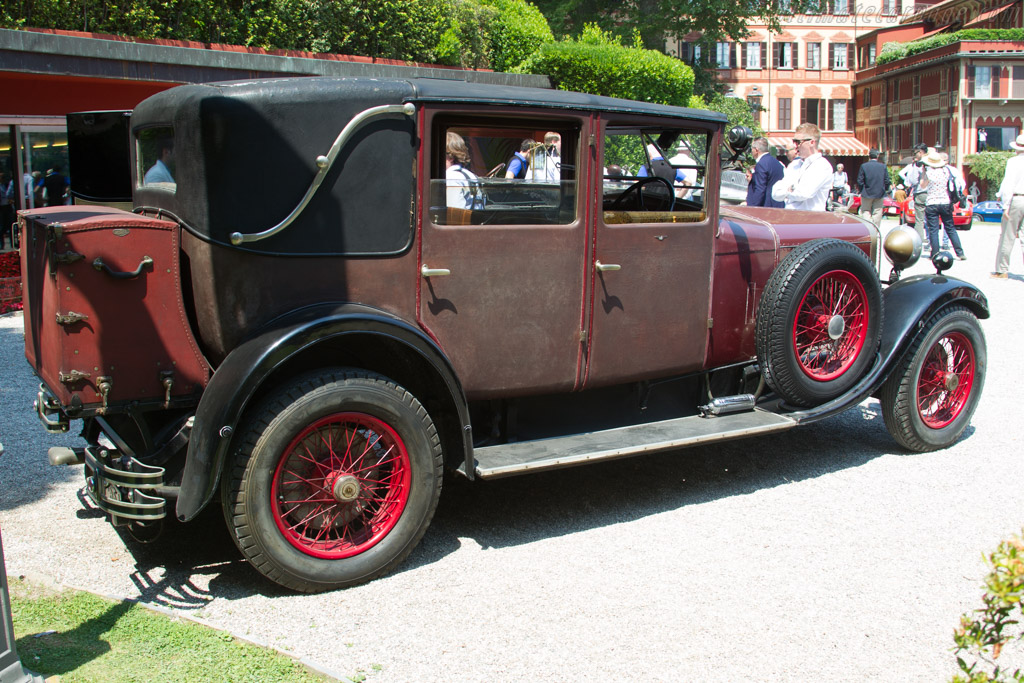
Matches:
[175,303,470,522]
[788,273,988,424]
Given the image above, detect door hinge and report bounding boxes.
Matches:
[56,311,89,326]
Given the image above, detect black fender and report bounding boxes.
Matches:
[787,273,988,424]
[175,303,471,522]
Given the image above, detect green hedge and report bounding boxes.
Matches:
[515,26,694,106]
[877,28,1024,65]
[0,0,554,67]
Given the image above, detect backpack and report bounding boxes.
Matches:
[454,167,486,210]
[946,168,967,208]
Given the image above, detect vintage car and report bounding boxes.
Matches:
[19,77,989,593]
[972,200,1004,223]
[901,197,974,228]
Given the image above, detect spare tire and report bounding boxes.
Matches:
[756,238,883,407]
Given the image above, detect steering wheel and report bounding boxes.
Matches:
[485,162,506,178]
[610,176,676,211]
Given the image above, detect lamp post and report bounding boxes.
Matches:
[747,86,763,125]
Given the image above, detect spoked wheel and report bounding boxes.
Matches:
[222,369,442,592]
[756,239,883,407]
[880,305,986,452]
[792,269,870,381]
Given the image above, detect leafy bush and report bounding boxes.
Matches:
[878,28,1024,65]
[480,0,553,72]
[515,24,694,106]
[953,530,1024,682]
[964,151,1014,201]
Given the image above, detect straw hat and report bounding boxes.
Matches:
[1011,133,1024,151]
[922,149,945,167]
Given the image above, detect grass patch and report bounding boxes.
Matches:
[9,578,329,682]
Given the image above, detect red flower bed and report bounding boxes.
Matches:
[0,250,22,314]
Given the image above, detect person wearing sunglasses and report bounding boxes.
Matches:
[771,123,833,211]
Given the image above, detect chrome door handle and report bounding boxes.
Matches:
[421,264,451,277]
[595,260,621,272]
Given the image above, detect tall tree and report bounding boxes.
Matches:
[534,0,802,49]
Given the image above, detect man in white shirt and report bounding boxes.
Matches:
[899,143,929,244]
[992,133,1024,278]
[771,123,833,211]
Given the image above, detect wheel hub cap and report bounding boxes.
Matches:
[331,474,360,503]
[943,372,960,392]
[827,314,846,340]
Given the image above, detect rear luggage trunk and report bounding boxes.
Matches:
[19,206,211,419]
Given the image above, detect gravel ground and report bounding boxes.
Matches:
[1,218,1023,682]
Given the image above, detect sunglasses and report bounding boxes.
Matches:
[792,138,813,145]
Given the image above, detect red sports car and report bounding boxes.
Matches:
[900,199,974,229]
[842,194,903,218]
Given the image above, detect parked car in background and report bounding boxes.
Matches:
[720,169,749,205]
[972,200,1004,223]
[901,198,974,229]
[19,76,990,593]
[840,194,903,220]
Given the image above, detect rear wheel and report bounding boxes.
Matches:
[880,306,986,452]
[756,239,883,407]
[222,369,442,592]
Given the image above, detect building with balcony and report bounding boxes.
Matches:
[852,0,1024,193]
[667,2,928,174]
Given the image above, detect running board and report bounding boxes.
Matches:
[466,409,798,479]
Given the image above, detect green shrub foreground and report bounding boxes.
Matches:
[953,530,1024,682]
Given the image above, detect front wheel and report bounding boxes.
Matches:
[222,369,442,592]
[880,306,986,452]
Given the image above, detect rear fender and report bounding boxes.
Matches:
[175,303,470,522]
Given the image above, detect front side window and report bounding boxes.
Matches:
[136,126,176,193]
[974,66,992,98]
[807,42,821,70]
[430,120,578,226]
[601,125,710,224]
[868,44,877,66]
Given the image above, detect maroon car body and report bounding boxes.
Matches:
[19,77,989,592]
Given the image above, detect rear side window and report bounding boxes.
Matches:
[136,127,176,193]
[429,119,579,226]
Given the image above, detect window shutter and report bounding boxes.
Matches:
[819,99,826,126]
[792,42,799,69]
[896,0,902,13]
[992,66,1001,97]
[827,100,833,130]
[847,99,854,131]
[967,66,975,97]
[731,43,737,69]
[741,43,747,67]
[678,43,689,62]
[829,43,835,70]
[761,42,767,66]
[773,42,780,68]
[800,98,808,124]
[848,44,855,70]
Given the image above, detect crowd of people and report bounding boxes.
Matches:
[0,167,71,250]
[741,123,1024,274]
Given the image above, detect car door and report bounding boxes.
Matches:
[582,117,718,388]
[417,108,593,399]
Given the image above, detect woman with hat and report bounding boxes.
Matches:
[917,148,966,260]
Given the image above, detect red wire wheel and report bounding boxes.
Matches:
[757,239,883,408]
[880,305,986,452]
[915,331,975,429]
[271,412,411,559]
[792,269,870,381]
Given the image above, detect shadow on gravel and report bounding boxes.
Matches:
[404,401,920,570]
[31,398,970,599]
[0,322,81,513]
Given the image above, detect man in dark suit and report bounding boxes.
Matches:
[856,149,891,229]
[746,137,785,208]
